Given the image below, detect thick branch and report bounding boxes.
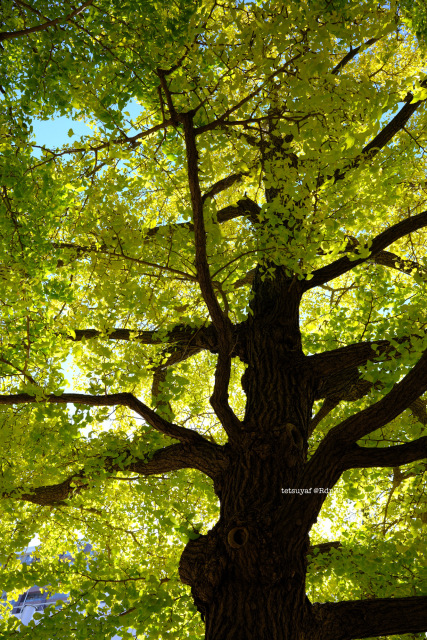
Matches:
[0,0,94,42]
[209,349,242,441]
[0,392,205,444]
[8,475,85,507]
[182,113,241,438]
[342,437,427,469]
[331,86,427,186]
[360,91,426,160]
[302,350,427,515]
[321,348,427,446]
[5,441,228,506]
[128,441,227,479]
[309,398,339,435]
[144,196,261,239]
[314,366,375,402]
[340,236,427,279]
[410,397,427,425]
[151,361,174,417]
[68,324,218,353]
[307,541,342,557]
[304,209,427,290]
[182,112,231,335]
[313,356,427,434]
[331,38,379,75]
[373,249,426,277]
[312,596,427,640]
[217,197,260,224]
[202,173,246,203]
[309,336,413,378]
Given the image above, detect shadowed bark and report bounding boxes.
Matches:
[312,596,427,640]
[3,15,427,638]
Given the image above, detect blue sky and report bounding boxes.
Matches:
[31,115,91,150]
[30,99,144,151]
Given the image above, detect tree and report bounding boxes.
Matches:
[0,0,427,638]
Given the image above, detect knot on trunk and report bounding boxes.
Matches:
[179,530,226,612]
[281,422,305,467]
[227,526,249,548]
[224,517,292,586]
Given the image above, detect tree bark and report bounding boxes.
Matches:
[312,596,427,640]
[179,266,320,639]
[178,265,427,639]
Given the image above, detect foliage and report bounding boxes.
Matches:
[0,0,426,638]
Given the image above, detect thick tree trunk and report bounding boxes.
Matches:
[204,581,309,640]
[180,267,319,639]
[179,442,313,640]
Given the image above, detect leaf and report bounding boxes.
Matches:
[1,1,426,638]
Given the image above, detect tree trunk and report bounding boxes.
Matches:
[179,441,313,640]
[180,267,320,639]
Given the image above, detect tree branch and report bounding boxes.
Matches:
[302,350,427,513]
[307,541,342,557]
[193,48,306,136]
[304,209,427,290]
[0,392,206,444]
[202,173,246,203]
[4,441,228,506]
[128,441,227,480]
[314,366,376,402]
[331,38,380,75]
[336,235,427,279]
[68,324,219,353]
[216,197,261,225]
[359,89,426,161]
[410,396,427,425]
[373,249,427,277]
[144,196,261,239]
[182,112,241,438]
[157,68,179,126]
[312,596,427,640]
[331,84,427,186]
[342,437,427,469]
[209,349,242,441]
[54,240,197,281]
[309,335,414,378]
[151,361,174,417]
[182,112,232,334]
[321,348,427,445]
[309,398,339,436]
[312,350,427,433]
[0,0,94,42]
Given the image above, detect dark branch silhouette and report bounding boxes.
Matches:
[342,438,427,469]
[0,0,94,42]
[5,441,228,506]
[305,210,427,290]
[313,596,427,640]
[0,392,207,444]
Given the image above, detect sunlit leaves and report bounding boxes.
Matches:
[1,0,427,637]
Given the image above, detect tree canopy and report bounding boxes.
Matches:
[0,0,427,639]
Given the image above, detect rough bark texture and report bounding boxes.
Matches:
[312,596,427,639]
[179,267,318,639]
[4,262,426,638]
[4,10,427,640]
[177,265,427,639]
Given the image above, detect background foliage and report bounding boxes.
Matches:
[0,0,426,638]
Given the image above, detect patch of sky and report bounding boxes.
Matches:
[61,353,76,394]
[30,99,145,157]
